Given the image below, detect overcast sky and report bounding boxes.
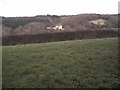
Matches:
[0,0,119,17]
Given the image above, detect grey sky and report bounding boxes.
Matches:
[0,0,119,17]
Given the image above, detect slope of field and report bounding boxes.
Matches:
[2,38,118,88]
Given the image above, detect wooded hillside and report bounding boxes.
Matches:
[2,14,118,37]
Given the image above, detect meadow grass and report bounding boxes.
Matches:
[2,38,118,88]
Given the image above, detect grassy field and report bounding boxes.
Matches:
[2,38,118,88]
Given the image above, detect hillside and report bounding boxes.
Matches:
[2,37,118,88]
[2,14,118,37]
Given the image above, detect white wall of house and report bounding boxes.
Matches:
[47,25,64,31]
[54,25,64,30]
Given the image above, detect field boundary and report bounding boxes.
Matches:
[2,29,118,46]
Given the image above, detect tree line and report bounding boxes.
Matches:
[2,29,118,46]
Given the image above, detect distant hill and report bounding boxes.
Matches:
[2,14,118,37]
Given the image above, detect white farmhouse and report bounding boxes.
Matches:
[46,24,64,31]
[53,25,64,31]
[46,27,52,30]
